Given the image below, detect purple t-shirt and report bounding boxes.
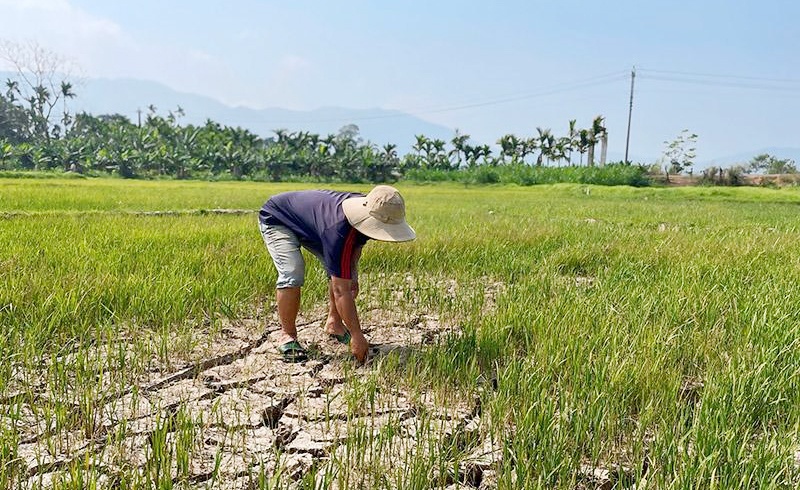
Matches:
[259,190,369,279]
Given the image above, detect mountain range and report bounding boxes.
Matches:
[72,77,454,155]
[701,147,800,168]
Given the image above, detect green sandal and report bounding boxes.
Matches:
[329,330,351,345]
[277,340,308,363]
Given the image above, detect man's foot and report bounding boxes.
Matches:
[324,319,349,340]
[329,330,351,345]
[277,340,307,363]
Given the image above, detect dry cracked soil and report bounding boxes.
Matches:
[11,308,505,489]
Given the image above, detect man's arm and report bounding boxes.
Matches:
[330,276,368,362]
[350,245,362,297]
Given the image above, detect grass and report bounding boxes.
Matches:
[1,177,800,488]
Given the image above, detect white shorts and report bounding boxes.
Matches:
[259,221,323,288]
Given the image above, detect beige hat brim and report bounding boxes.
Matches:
[342,197,416,242]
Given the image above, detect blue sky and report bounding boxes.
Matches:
[1,0,798,162]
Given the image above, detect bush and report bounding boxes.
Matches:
[403,162,650,187]
[699,166,746,186]
[0,170,87,179]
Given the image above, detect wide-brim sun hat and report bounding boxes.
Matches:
[342,185,416,242]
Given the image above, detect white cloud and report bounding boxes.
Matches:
[0,0,247,106]
[0,0,69,11]
[0,1,329,111]
[0,0,130,75]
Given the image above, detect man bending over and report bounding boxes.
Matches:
[259,185,415,362]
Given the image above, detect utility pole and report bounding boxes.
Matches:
[136,108,142,127]
[624,66,636,164]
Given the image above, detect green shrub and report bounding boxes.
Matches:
[404,162,650,187]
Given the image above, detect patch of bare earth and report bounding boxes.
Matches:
[6,304,506,489]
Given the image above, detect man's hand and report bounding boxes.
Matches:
[350,330,369,363]
[331,276,367,362]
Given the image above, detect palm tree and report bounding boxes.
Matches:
[497,134,521,165]
[381,143,397,160]
[430,138,448,170]
[412,134,428,156]
[5,80,19,102]
[274,128,289,145]
[59,81,76,133]
[535,127,553,166]
[577,129,591,165]
[412,134,430,168]
[376,143,399,182]
[449,131,469,169]
[566,119,578,165]
[586,132,597,167]
[476,144,494,166]
[551,138,568,166]
[591,115,608,166]
[523,137,539,165]
[463,143,480,168]
[26,85,51,139]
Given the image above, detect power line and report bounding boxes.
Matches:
[637,67,800,93]
[242,71,629,126]
[413,72,628,115]
[638,68,800,85]
[250,68,798,128]
[637,73,800,93]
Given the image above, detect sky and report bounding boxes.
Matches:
[1,0,798,162]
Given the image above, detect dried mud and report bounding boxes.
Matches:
[7,307,504,489]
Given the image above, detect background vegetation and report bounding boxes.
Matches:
[1,43,648,186]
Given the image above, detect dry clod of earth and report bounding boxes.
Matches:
[478,469,499,490]
[461,435,504,473]
[657,222,679,232]
[576,463,638,490]
[679,377,704,405]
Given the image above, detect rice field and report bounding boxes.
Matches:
[1,177,800,489]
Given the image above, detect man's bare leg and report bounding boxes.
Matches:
[324,281,348,336]
[276,287,301,345]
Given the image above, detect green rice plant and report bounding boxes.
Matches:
[3,178,800,488]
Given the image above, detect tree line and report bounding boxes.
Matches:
[2,41,793,187]
[1,95,618,182]
[1,40,626,183]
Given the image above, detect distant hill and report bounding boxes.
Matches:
[70,77,455,155]
[700,147,800,168]
[605,148,800,171]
